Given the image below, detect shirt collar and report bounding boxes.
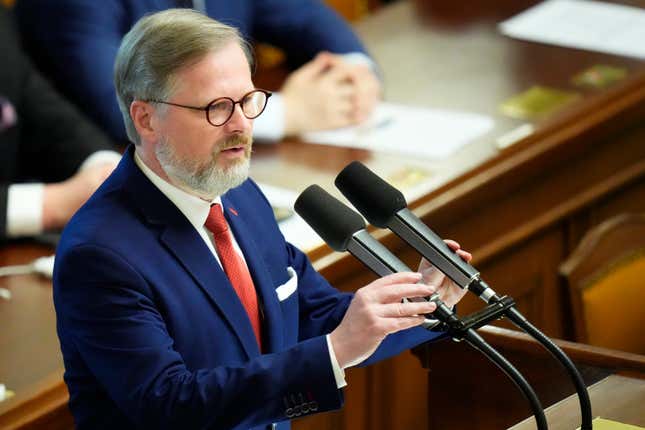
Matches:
[134,150,221,230]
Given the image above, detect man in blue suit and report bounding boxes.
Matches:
[54,9,470,430]
[16,0,381,144]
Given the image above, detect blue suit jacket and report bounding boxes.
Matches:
[54,146,441,430]
[16,0,368,142]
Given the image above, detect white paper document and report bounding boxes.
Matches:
[301,102,494,160]
[499,0,645,59]
[255,182,321,250]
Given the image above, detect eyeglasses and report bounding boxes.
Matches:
[147,89,271,127]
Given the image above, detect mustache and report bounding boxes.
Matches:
[219,134,253,151]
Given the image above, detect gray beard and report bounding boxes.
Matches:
[155,136,250,199]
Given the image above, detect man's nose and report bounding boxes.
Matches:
[223,104,252,134]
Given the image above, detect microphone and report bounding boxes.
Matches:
[295,185,549,429]
[335,161,497,303]
[335,162,592,430]
[294,185,456,326]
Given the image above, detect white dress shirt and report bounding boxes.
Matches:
[133,151,347,388]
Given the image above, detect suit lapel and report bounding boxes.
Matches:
[121,146,259,359]
[221,194,284,354]
[159,225,261,359]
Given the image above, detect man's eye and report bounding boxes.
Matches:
[209,101,230,112]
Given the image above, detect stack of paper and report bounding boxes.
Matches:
[499,0,645,59]
[302,102,494,159]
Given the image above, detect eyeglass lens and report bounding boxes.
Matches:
[207,90,267,126]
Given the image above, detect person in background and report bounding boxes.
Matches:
[15,0,381,144]
[0,6,119,242]
[53,9,470,429]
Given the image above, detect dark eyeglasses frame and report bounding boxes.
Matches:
[147,89,272,127]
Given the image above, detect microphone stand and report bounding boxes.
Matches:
[504,305,593,430]
[458,287,593,430]
[429,299,549,430]
[344,234,549,429]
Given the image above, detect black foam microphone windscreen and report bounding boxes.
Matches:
[334,161,406,227]
[294,185,366,252]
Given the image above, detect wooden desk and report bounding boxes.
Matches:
[0,244,70,430]
[420,325,645,430]
[509,374,645,430]
[2,0,644,429]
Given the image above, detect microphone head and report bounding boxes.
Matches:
[294,185,366,252]
[335,161,407,227]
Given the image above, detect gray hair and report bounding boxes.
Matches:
[114,8,253,144]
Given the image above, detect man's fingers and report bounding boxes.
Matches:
[322,63,355,85]
[444,239,460,250]
[374,282,435,304]
[381,300,437,318]
[389,315,429,332]
[443,239,472,262]
[456,249,472,262]
[369,272,422,288]
[298,52,336,78]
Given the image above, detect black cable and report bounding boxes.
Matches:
[504,307,593,430]
[463,329,549,430]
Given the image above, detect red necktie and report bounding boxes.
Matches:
[205,203,262,349]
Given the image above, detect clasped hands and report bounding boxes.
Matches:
[282,51,381,136]
[330,240,472,369]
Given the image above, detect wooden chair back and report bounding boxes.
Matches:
[560,213,645,354]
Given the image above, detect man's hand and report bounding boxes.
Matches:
[329,272,437,369]
[43,162,116,230]
[418,240,473,309]
[344,62,380,123]
[282,52,381,135]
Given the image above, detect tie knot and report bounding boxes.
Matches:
[205,203,228,235]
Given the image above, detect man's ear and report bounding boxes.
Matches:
[130,100,157,142]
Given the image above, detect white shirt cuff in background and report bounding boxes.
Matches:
[340,52,375,68]
[253,92,285,142]
[326,334,347,389]
[6,183,44,238]
[79,150,122,171]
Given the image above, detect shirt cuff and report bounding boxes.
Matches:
[340,52,373,67]
[79,150,122,171]
[252,92,285,142]
[6,183,45,238]
[326,334,347,389]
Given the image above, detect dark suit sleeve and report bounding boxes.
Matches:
[55,243,343,429]
[0,6,114,241]
[14,0,128,142]
[16,67,115,183]
[252,0,369,68]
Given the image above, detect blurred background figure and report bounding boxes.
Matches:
[0,5,119,242]
[15,0,382,144]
